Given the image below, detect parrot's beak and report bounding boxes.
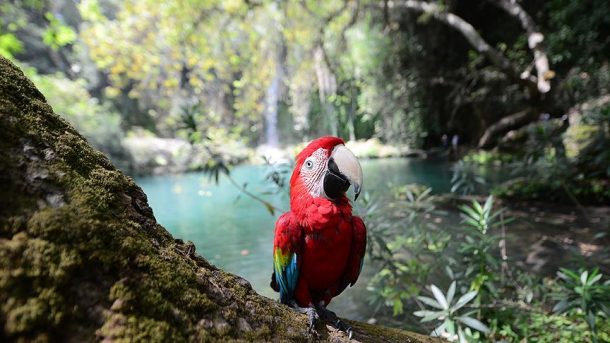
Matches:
[324,144,363,201]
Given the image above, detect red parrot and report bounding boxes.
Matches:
[270,136,366,336]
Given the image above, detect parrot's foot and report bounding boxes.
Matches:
[288,301,320,337]
[305,307,320,335]
[316,305,353,339]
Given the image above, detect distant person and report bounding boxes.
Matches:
[450,134,459,160]
[441,134,448,149]
[451,134,459,150]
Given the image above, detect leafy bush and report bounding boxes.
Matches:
[454,196,512,295]
[552,268,610,342]
[0,32,23,59]
[365,185,450,316]
[450,161,486,195]
[489,101,610,205]
[462,150,514,166]
[366,190,609,342]
[415,282,489,342]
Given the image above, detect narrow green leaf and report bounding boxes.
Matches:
[431,284,449,310]
[588,273,602,285]
[264,202,275,216]
[417,296,444,310]
[446,319,456,335]
[414,310,444,322]
[559,268,579,280]
[483,195,493,214]
[454,290,477,311]
[461,217,481,229]
[430,320,447,337]
[458,326,468,343]
[392,298,404,315]
[446,281,456,305]
[552,300,569,313]
[472,200,484,216]
[459,204,479,220]
[417,188,432,202]
[457,316,490,334]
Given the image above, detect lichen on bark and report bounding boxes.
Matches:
[0,56,439,342]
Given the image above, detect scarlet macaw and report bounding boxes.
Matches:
[270,136,366,336]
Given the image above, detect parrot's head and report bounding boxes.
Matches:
[290,136,363,204]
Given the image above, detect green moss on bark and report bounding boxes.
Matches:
[0,56,438,342]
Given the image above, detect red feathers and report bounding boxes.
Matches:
[272,136,367,308]
[295,136,345,167]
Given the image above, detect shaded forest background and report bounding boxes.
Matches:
[2,1,610,342]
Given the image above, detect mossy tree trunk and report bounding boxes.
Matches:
[0,56,439,342]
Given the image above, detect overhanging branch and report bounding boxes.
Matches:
[386,0,540,95]
[490,0,551,94]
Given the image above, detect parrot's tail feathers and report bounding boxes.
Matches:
[270,271,279,292]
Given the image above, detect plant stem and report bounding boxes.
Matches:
[225,173,286,214]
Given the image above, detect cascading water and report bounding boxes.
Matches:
[264,64,281,148]
[260,11,288,164]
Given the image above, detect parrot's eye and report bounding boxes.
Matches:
[304,159,314,170]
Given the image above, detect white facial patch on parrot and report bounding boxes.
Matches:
[300,148,328,197]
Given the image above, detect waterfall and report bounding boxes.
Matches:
[264,61,281,147]
[263,5,285,150]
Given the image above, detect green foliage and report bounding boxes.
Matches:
[462,150,514,166]
[366,185,450,316]
[368,189,610,342]
[74,1,433,146]
[492,102,610,205]
[454,196,513,300]
[349,17,426,146]
[262,156,292,196]
[504,311,609,343]
[78,0,104,22]
[459,196,509,236]
[414,282,489,342]
[0,32,23,59]
[450,161,486,195]
[42,13,76,50]
[552,268,610,342]
[546,0,610,67]
[574,103,610,178]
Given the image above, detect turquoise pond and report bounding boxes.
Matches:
[135,157,453,321]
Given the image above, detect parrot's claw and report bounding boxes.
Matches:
[288,301,320,337]
[306,307,320,334]
[316,305,353,339]
[335,319,353,339]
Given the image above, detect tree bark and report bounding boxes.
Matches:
[0,56,439,342]
[489,0,551,94]
[478,108,537,148]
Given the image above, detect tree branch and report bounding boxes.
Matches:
[478,108,536,148]
[489,0,551,94]
[386,0,540,95]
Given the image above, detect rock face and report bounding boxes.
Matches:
[0,56,437,342]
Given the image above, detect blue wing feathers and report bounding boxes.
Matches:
[272,212,302,304]
[275,253,299,304]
